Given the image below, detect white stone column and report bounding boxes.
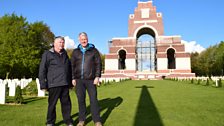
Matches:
[0,79,6,104]
[8,79,16,96]
[36,78,45,97]
[14,79,21,88]
[215,79,218,87]
[20,79,25,89]
[28,78,32,83]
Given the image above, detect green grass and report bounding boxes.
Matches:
[0,80,224,126]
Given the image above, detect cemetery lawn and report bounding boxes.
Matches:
[0,80,224,126]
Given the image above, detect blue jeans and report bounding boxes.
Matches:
[75,79,101,123]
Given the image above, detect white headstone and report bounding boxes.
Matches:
[20,79,25,89]
[8,79,16,96]
[15,79,21,87]
[0,79,6,104]
[3,79,7,85]
[215,79,218,87]
[36,78,45,97]
[0,79,3,84]
[28,78,32,83]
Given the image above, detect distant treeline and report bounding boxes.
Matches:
[191,41,224,76]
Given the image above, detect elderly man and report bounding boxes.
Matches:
[39,36,73,126]
[71,32,102,126]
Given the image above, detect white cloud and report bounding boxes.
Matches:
[181,40,205,53]
[64,36,75,49]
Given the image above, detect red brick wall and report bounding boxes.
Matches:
[105,53,135,59]
[109,47,135,54]
[128,1,164,37]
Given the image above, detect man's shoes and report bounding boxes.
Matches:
[95,122,102,126]
[76,121,85,126]
[67,123,74,126]
[46,124,54,126]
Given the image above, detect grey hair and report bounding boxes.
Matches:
[54,36,65,41]
[79,32,88,37]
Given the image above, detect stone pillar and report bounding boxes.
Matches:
[0,79,6,104]
[20,78,32,89]
[215,79,218,87]
[20,79,25,89]
[36,78,45,97]
[14,79,21,88]
[8,79,16,96]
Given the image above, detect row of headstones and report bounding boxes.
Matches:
[100,77,130,83]
[0,78,45,104]
[172,76,224,86]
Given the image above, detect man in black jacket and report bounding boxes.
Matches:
[39,36,73,126]
[71,32,102,126]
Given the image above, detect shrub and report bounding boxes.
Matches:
[205,78,209,86]
[101,80,105,85]
[22,81,38,96]
[14,85,23,104]
[218,79,222,87]
[197,79,201,85]
[5,86,9,96]
[191,78,194,84]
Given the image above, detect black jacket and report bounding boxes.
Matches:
[38,48,72,89]
[71,43,102,80]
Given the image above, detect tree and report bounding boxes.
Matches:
[0,14,54,79]
[0,14,28,78]
[101,54,105,72]
[212,42,224,76]
[66,49,73,59]
[191,52,201,76]
[191,41,224,76]
[25,21,54,78]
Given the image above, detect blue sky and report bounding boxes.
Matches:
[1,0,223,54]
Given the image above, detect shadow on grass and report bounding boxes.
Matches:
[55,97,123,126]
[23,97,46,104]
[134,85,164,126]
[5,96,46,104]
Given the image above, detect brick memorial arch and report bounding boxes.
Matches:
[103,1,195,80]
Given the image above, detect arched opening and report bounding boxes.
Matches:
[118,49,126,70]
[136,28,156,72]
[167,48,176,69]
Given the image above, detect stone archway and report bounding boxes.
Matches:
[136,27,156,72]
[118,49,126,70]
[167,48,176,69]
